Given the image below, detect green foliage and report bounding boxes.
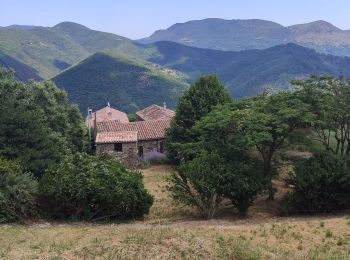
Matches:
[166,74,231,163]
[127,114,138,122]
[0,69,87,177]
[294,76,350,155]
[282,153,350,214]
[0,158,38,223]
[39,153,154,220]
[168,152,223,219]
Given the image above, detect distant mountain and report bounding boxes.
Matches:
[53,41,350,112]
[0,22,133,78]
[0,52,41,81]
[146,41,350,97]
[52,51,187,113]
[139,19,350,57]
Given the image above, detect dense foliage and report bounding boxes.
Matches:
[0,68,87,177]
[0,158,38,223]
[281,153,350,214]
[40,153,154,220]
[294,76,350,155]
[166,74,231,163]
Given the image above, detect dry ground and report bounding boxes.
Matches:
[1,165,350,259]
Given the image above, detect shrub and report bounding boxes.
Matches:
[220,159,267,216]
[281,153,350,214]
[142,151,169,165]
[0,158,38,223]
[168,152,223,219]
[39,153,153,220]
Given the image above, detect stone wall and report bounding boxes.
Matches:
[95,138,167,167]
[138,139,166,154]
[95,142,138,168]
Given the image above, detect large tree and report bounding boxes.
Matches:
[293,76,350,155]
[0,68,87,177]
[165,74,231,163]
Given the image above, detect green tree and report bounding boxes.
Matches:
[0,68,87,177]
[165,74,231,164]
[293,76,350,155]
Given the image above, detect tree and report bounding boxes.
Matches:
[165,74,231,164]
[168,100,268,218]
[293,76,350,155]
[193,93,314,200]
[248,93,314,199]
[168,152,224,219]
[0,68,87,177]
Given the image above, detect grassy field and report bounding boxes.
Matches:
[1,165,350,259]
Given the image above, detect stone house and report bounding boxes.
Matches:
[136,103,175,121]
[86,104,129,128]
[93,104,174,167]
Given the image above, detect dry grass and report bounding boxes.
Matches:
[1,165,350,259]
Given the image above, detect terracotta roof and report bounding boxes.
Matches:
[86,106,129,128]
[97,119,171,140]
[136,104,175,121]
[95,131,138,143]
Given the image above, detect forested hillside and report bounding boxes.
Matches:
[53,52,187,113]
[53,41,350,111]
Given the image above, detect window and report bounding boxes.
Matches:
[159,141,164,153]
[138,146,144,157]
[114,143,123,152]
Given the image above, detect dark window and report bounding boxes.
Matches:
[138,146,144,157]
[159,141,164,153]
[114,143,123,152]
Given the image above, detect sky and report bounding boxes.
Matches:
[1,0,350,39]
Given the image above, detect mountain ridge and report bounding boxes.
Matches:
[139,18,350,57]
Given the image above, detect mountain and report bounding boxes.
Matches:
[146,41,350,97]
[0,52,41,81]
[0,22,133,79]
[53,41,350,112]
[139,19,350,57]
[52,51,188,113]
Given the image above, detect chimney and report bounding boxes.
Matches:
[163,102,166,109]
[88,108,93,119]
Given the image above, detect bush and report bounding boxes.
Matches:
[142,151,169,166]
[39,153,153,220]
[220,158,267,216]
[281,153,350,214]
[0,158,38,223]
[168,153,223,219]
[168,152,266,218]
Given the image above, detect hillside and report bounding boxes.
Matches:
[53,52,187,113]
[139,18,350,57]
[146,41,350,97]
[0,22,133,78]
[52,41,350,111]
[0,52,41,81]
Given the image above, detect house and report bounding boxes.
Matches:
[93,104,175,167]
[136,103,175,121]
[86,104,129,128]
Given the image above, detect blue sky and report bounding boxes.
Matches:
[1,0,349,39]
